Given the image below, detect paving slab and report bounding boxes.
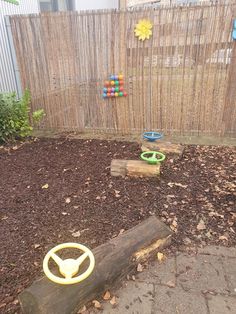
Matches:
[136,256,176,286]
[176,254,228,294]
[91,282,155,314]
[221,257,236,296]
[207,294,236,314]
[153,286,207,314]
[198,246,236,258]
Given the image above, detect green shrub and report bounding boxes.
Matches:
[0,90,44,143]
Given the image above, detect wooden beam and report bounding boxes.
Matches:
[111,159,160,177]
[19,216,172,314]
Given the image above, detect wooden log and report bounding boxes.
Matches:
[141,140,184,158]
[19,216,172,314]
[110,159,127,177]
[126,160,160,177]
[111,159,160,178]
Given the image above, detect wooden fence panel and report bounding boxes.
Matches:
[10,2,236,137]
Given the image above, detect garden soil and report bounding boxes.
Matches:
[0,138,235,313]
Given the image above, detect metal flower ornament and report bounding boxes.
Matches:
[134,19,153,41]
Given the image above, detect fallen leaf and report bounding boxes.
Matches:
[168,182,187,188]
[92,300,102,309]
[219,235,228,241]
[157,252,165,263]
[172,219,178,228]
[197,219,206,231]
[114,190,121,197]
[118,229,125,235]
[34,244,40,249]
[103,290,111,300]
[166,281,175,288]
[209,212,224,218]
[110,296,117,306]
[77,305,87,313]
[42,184,49,189]
[72,231,81,238]
[65,197,71,204]
[137,263,143,272]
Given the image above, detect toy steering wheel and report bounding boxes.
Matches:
[141,151,166,165]
[43,243,95,285]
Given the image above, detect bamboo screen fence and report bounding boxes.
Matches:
[10,2,236,136]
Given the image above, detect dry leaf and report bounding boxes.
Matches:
[77,305,87,313]
[209,212,224,218]
[42,184,49,189]
[110,296,117,306]
[157,252,165,263]
[34,244,40,249]
[219,235,228,241]
[114,190,121,197]
[92,300,102,309]
[197,219,206,231]
[65,197,71,204]
[72,231,81,238]
[137,263,143,272]
[172,220,178,228]
[166,281,175,288]
[103,290,111,300]
[118,229,125,235]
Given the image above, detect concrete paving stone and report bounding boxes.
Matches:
[221,257,236,296]
[136,256,176,286]
[153,285,208,314]
[91,282,155,314]
[198,246,236,258]
[176,254,228,294]
[207,294,236,314]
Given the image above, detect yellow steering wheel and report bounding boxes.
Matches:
[43,243,95,285]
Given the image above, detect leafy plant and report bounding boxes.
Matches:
[0,90,45,143]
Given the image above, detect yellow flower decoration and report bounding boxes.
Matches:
[134,19,153,41]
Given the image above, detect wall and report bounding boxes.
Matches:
[0,0,39,93]
[75,0,119,11]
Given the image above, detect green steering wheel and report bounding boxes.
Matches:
[141,151,166,165]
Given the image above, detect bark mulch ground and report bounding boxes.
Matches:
[0,138,235,313]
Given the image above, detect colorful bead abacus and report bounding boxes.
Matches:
[103,74,128,99]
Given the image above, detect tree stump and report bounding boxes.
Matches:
[111,159,160,178]
[141,140,184,158]
[19,216,172,314]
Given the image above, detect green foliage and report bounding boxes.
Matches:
[0,90,44,143]
[32,109,45,126]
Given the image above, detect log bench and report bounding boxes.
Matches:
[141,140,184,158]
[111,159,160,177]
[19,216,172,314]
